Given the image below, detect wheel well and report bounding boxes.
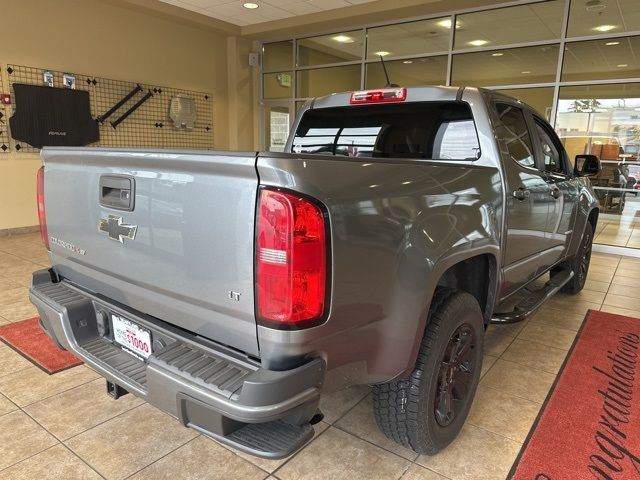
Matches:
[436,254,497,323]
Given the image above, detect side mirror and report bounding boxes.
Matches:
[574,154,601,177]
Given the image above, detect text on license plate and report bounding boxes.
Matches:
[112,315,152,359]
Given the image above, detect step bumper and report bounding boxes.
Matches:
[29,269,323,459]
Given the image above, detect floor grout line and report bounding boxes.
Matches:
[61,401,149,443]
[59,442,107,480]
[331,422,419,464]
[0,411,60,475]
[270,422,333,478]
[0,366,101,410]
[120,435,216,480]
[600,256,620,311]
[0,396,103,479]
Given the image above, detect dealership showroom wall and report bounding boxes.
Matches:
[0,0,640,479]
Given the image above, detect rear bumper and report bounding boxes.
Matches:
[29,269,324,459]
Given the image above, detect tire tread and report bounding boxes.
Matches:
[372,288,481,454]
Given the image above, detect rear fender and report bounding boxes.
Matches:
[256,154,502,385]
[397,248,500,381]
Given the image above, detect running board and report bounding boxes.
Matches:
[491,270,574,324]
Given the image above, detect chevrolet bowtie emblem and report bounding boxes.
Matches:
[98,215,137,243]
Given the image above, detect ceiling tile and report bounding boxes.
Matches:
[266,1,321,15]
[178,0,230,8]
[159,0,380,26]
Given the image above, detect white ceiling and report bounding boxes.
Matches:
[159,0,379,26]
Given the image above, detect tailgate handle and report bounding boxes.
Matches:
[99,175,135,211]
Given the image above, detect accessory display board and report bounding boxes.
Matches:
[6,64,214,153]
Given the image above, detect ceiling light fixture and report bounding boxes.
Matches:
[436,19,460,29]
[492,53,504,57]
[606,41,620,46]
[243,2,259,9]
[374,51,391,57]
[468,40,488,47]
[586,0,606,12]
[594,24,616,32]
[521,70,531,74]
[332,35,354,43]
[618,64,628,68]
[403,60,413,64]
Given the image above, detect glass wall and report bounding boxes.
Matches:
[366,17,451,59]
[557,83,640,247]
[261,0,640,251]
[365,56,448,89]
[297,31,363,66]
[451,45,560,87]
[567,0,640,38]
[454,1,564,49]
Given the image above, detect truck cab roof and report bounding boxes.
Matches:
[308,85,468,110]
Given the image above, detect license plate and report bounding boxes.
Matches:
[112,314,152,359]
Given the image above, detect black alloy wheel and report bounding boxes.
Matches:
[434,324,477,427]
[372,288,484,455]
[577,227,592,287]
[556,221,594,294]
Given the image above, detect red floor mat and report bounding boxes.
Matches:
[510,310,640,479]
[0,317,82,374]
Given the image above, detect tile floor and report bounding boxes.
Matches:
[593,195,640,247]
[0,232,638,480]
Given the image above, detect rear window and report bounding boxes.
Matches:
[291,102,480,160]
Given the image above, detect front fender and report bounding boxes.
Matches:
[566,180,599,259]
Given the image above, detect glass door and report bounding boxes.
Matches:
[263,102,294,152]
[557,84,640,248]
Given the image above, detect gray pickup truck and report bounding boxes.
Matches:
[29,86,600,459]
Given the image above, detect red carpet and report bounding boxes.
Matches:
[0,317,82,374]
[510,310,640,479]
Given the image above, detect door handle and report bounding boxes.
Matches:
[550,187,560,199]
[512,188,530,201]
[99,175,135,211]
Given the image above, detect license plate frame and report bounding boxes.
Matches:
[111,314,152,360]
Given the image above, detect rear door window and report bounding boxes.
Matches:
[292,102,480,160]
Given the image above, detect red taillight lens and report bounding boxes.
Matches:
[350,87,407,104]
[256,189,328,328]
[36,166,49,250]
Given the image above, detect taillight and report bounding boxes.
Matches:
[36,166,49,250]
[256,188,328,329]
[350,87,407,104]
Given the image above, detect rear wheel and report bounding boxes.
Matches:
[559,221,593,295]
[372,289,484,455]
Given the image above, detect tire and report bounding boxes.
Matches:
[559,221,594,295]
[372,288,484,455]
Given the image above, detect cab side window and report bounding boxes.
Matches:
[494,103,536,169]
[535,120,565,175]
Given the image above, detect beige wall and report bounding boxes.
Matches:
[0,0,258,230]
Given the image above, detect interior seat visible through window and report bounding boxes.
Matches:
[292,102,480,161]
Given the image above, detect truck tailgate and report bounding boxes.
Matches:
[42,148,260,356]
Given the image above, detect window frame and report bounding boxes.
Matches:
[492,100,540,173]
[530,113,572,178]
